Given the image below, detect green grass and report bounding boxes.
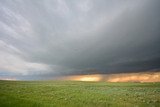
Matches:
[0,80,160,107]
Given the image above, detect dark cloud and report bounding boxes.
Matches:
[0,0,160,80]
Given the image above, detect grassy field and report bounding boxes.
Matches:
[0,80,160,107]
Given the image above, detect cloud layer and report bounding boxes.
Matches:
[0,0,160,79]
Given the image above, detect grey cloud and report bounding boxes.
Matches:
[0,0,160,79]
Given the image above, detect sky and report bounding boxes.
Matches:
[0,0,160,80]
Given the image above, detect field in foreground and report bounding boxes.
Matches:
[0,81,160,107]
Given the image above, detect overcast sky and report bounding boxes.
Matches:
[0,0,160,80]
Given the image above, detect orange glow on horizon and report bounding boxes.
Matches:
[65,74,102,82]
[76,75,101,81]
[60,72,160,82]
[107,73,160,82]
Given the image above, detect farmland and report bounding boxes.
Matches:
[0,80,160,107]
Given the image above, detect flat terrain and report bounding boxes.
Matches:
[0,80,160,107]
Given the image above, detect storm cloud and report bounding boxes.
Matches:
[0,0,160,80]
